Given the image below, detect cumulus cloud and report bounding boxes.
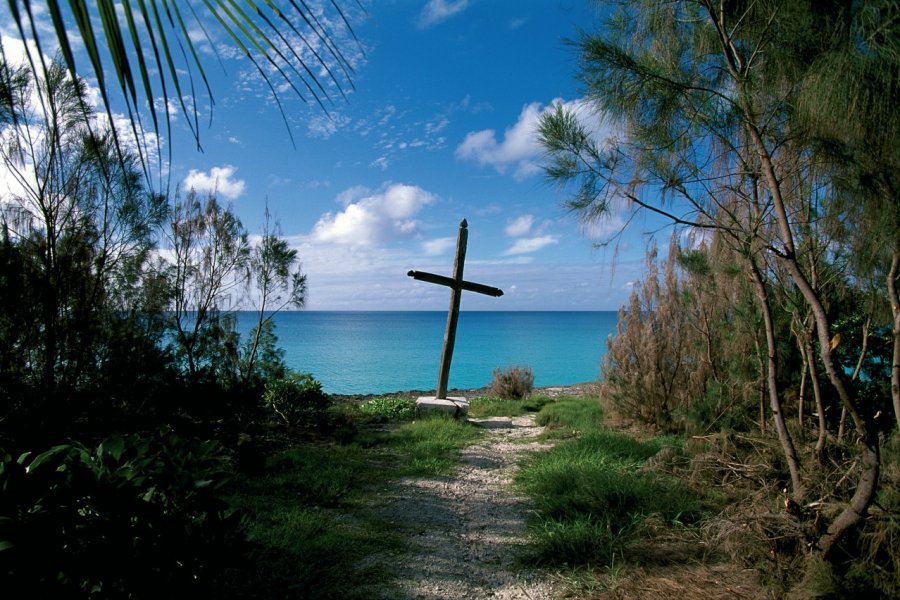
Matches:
[455,101,550,179]
[418,0,469,29]
[312,183,437,246]
[422,237,455,256]
[183,165,246,200]
[456,97,611,180]
[505,214,534,237]
[504,235,558,255]
[153,97,178,117]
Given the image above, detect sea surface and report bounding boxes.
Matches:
[235,311,619,395]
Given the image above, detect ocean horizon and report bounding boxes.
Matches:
[234,310,618,395]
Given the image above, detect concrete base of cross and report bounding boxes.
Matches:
[416,396,469,418]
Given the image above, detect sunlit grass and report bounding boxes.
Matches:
[387,414,484,476]
[355,396,417,422]
[534,396,605,439]
[467,394,555,418]
[516,397,705,568]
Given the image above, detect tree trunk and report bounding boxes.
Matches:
[889,249,900,433]
[840,316,871,440]
[802,333,827,460]
[754,335,767,434]
[797,350,807,431]
[746,118,879,558]
[749,258,804,497]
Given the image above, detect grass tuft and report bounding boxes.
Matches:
[516,397,705,568]
[535,396,604,438]
[356,396,416,422]
[387,415,484,476]
[468,394,554,418]
[227,442,402,598]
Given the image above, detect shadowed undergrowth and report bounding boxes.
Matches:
[222,412,483,598]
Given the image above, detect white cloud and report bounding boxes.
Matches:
[0,34,164,209]
[422,237,455,256]
[505,214,534,237]
[504,235,559,255]
[418,0,469,29]
[312,183,437,246]
[456,97,613,180]
[153,97,178,117]
[308,113,351,139]
[455,101,549,179]
[183,165,246,200]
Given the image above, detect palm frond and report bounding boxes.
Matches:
[3,0,364,190]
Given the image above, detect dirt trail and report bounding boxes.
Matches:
[374,414,554,600]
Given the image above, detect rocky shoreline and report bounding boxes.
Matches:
[329,381,599,404]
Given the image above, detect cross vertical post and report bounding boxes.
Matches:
[407,219,503,407]
[436,220,468,399]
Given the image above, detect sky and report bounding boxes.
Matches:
[1,1,669,311]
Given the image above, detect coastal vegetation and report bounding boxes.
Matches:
[0,0,898,598]
[540,0,899,592]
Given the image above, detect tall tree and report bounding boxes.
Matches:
[792,0,900,432]
[0,59,165,436]
[166,192,250,384]
[241,206,307,386]
[540,0,888,557]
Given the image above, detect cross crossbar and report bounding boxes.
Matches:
[406,270,504,297]
[407,219,502,399]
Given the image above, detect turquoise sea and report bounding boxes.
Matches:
[235,311,618,395]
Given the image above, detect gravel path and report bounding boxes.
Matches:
[374,415,555,600]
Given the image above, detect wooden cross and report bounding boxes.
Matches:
[408,219,503,399]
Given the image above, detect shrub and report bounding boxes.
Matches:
[0,428,239,597]
[263,372,331,428]
[357,396,416,422]
[489,365,534,400]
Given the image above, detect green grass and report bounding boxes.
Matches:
[386,415,484,476]
[534,396,605,438]
[227,442,402,598]
[467,394,554,418]
[224,412,484,597]
[355,396,416,422]
[516,397,706,568]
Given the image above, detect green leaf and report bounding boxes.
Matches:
[25,445,74,472]
[99,434,125,462]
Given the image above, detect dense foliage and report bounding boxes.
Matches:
[0,56,310,595]
[0,429,239,597]
[263,372,331,429]
[0,60,308,449]
[541,0,898,578]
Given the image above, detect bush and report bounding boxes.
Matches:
[489,365,534,400]
[0,428,239,597]
[263,372,331,429]
[357,396,416,422]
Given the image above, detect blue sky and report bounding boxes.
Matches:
[2,1,666,311]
